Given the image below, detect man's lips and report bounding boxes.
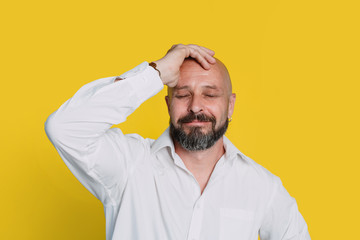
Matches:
[182,120,211,125]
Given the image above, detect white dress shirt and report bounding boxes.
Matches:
[44,61,310,240]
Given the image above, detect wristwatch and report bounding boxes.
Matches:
[149,62,161,77]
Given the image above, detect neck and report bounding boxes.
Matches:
[174,137,225,193]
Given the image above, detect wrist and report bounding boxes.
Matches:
[149,62,161,78]
[152,60,169,86]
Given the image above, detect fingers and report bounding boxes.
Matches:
[197,46,217,64]
[185,44,216,69]
[188,48,211,69]
[155,44,216,87]
[198,45,215,56]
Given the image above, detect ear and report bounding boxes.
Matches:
[227,93,236,118]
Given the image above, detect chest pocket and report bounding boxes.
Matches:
[219,208,256,240]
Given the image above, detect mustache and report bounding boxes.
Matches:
[178,112,216,124]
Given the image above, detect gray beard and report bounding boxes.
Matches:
[170,120,228,151]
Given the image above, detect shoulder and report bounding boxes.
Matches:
[237,153,279,181]
[105,127,156,155]
[224,136,278,182]
[231,151,282,198]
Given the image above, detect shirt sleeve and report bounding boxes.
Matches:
[44,61,164,205]
[259,177,311,240]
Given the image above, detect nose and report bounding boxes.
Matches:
[188,94,203,113]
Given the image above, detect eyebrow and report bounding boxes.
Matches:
[203,85,218,90]
[174,85,219,90]
[174,86,190,91]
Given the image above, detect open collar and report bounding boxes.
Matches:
[150,127,249,163]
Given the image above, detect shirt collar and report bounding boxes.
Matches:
[151,127,249,163]
[150,127,176,158]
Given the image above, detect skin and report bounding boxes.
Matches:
[160,50,236,194]
[166,57,235,136]
[117,44,236,193]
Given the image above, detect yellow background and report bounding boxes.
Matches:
[1,0,359,239]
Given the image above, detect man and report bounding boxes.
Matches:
[45,44,310,240]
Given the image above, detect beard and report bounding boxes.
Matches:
[170,112,229,151]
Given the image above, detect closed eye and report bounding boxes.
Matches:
[175,94,190,99]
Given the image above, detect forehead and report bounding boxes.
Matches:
[176,61,226,90]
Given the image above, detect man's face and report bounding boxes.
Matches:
[166,59,236,151]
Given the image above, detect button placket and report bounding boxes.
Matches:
[186,198,204,240]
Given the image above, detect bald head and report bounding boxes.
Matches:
[167,57,232,97]
[165,56,236,140]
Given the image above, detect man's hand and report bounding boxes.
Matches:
[153,44,216,87]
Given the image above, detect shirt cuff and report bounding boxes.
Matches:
[118,61,150,79]
[115,61,164,102]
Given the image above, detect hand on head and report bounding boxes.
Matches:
[153,44,216,87]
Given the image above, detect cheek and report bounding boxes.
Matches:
[210,103,229,124]
[169,101,187,121]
